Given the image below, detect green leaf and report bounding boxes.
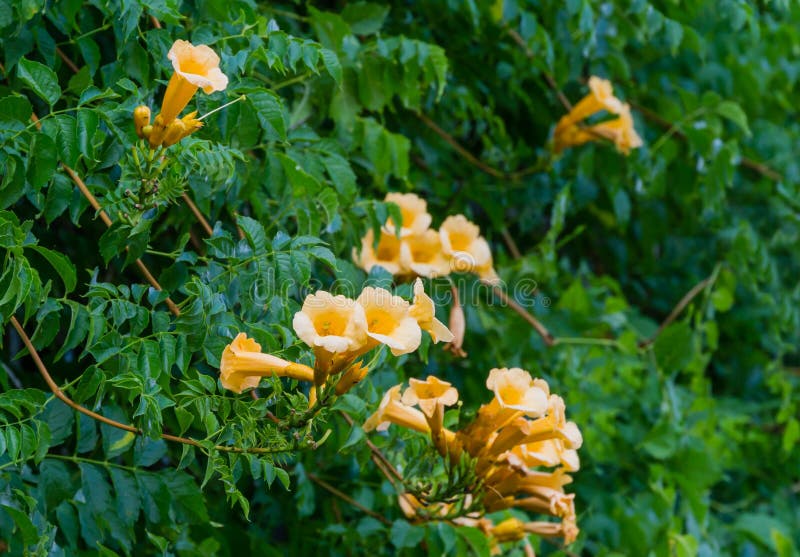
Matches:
[27,244,77,293]
[716,100,751,136]
[390,520,426,549]
[17,57,62,106]
[244,89,288,141]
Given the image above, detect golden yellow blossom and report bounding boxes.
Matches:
[384,193,433,237]
[408,278,454,343]
[401,376,459,418]
[133,105,151,138]
[439,215,499,284]
[555,76,622,134]
[581,103,643,155]
[292,291,368,354]
[489,518,527,543]
[354,229,405,276]
[363,385,430,433]
[160,40,228,124]
[219,333,314,393]
[486,368,549,416]
[400,229,451,278]
[356,287,421,356]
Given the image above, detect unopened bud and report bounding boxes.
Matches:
[335,362,370,395]
[147,113,168,148]
[162,118,188,147]
[444,288,467,358]
[133,105,151,138]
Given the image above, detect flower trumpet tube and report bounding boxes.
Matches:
[133,105,151,138]
[402,376,460,457]
[363,385,430,433]
[514,490,576,519]
[409,278,454,343]
[523,517,579,545]
[159,40,228,124]
[219,333,314,393]
[335,361,369,395]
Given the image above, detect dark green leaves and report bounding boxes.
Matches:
[17,57,61,106]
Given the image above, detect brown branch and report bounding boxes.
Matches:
[505,28,572,112]
[491,285,555,346]
[416,112,507,179]
[150,15,162,29]
[55,47,80,73]
[639,275,714,348]
[182,193,214,236]
[500,228,521,259]
[29,113,181,316]
[339,410,404,483]
[307,472,392,526]
[9,316,292,455]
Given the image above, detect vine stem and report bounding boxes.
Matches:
[307,472,392,526]
[7,316,285,455]
[27,114,181,317]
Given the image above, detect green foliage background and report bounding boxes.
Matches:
[1,0,799,555]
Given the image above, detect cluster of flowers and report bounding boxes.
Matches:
[554,76,642,155]
[355,193,500,285]
[364,368,582,549]
[133,40,229,149]
[219,279,453,395]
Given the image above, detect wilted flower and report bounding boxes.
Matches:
[384,193,433,237]
[219,333,314,393]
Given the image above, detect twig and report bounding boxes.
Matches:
[307,472,392,526]
[491,286,555,346]
[416,112,506,179]
[339,410,404,482]
[500,228,521,259]
[55,47,80,73]
[639,270,718,347]
[8,316,290,455]
[30,115,181,316]
[505,28,572,112]
[182,193,214,236]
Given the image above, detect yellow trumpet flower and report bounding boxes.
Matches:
[160,39,228,124]
[363,385,430,433]
[384,192,433,237]
[356,286,422,356]
[354,229,406,276]
[219,333,314,393]
[408,278,454,343]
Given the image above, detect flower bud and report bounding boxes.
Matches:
[133,105,151,138]
[161,118,188,147]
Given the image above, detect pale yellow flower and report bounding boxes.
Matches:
[401,376,459,418]
[292,291,368,354]
[161,40,228,123]
[384,193,433,237]
[354,229,405,276]
[363,385,430,433]
[486,368,549,416]
[510,440,581,472]
[356,287,421,356]
[408,278,454,343]
[439,215,498,284]
[400,230,451,278]
[583,103,643,155]
[219,333,314,393]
